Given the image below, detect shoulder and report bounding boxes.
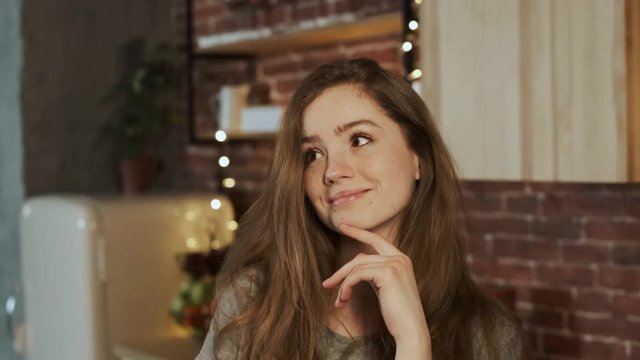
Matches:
[494,316,522,357]
[473,314,523,360]
[217,267,264,317]
[195,267,265,360]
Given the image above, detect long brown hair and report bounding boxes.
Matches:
[211,58,518,359]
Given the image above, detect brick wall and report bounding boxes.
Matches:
[464,181,640,360]
[179,2,640,359]
[180,0,406,214]
[187,0,401,37]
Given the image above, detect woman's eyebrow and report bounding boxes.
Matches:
[301,119,381,144]
[301,134,319,144]
[334,119,381,136]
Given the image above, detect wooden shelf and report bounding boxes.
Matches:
[195,12,402,55]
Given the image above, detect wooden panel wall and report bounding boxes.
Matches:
[420,0,628,182]
[628,0,640,181]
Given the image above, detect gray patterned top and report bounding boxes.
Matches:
[195,270,521,359]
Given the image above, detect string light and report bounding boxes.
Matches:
[214,130,227,142]
[403,0,421,84]
[226,221,238,231]
[407,69,423,81]
[222,177,236,188]
[218,156,230,167]
[210,198,222,210]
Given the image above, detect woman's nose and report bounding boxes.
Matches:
[324,153,354,185]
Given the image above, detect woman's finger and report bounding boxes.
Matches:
[339,223,401,256]
[335,263,397,307]
[322,253,391,288]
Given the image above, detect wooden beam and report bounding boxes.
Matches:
[627,0,640,181]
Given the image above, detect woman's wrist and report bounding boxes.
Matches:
[394,329,432,360]
[394,338,432,360]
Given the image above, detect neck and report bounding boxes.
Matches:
[323,236,385,337]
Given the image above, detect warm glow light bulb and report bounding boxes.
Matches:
[218,156,230,167]
[227,221,238,231]
[408,69,423,81]
[409,20,419,31]
[222,178,236,188]
[402,41,413,52]
[186,237,197,249]
[210,199,221,210]
[215,130,227,142]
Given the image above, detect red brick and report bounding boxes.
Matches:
[261,59,303,77]
[611,295,640,317]
[266,5,289,27]
[477,283,517,311]
[462,180,526,193]
[624,194,640,218]
[598,265,640,291]
[585,219,640,241]
[536,265,595,287]
[529,182,610,193]
[506,194,539,214]
[531,216,581,239]
[543,334,625,359]
[462,194,503,213]
[463,234,492,258]
[542,334,581,357]
[214,16,234,33]
[334,0,351,13]
[562,243,610,264]
[469,260,534,284]
[632,343,640,360]
[572,290,611,313]
[611,244,640,265]
[541,193,623,217]
[292,3,318,20]
[522,287,572,309]
[466,215,530,235]
[569,315,640,342]
[350,47,402,65]
[520,308,564,329]
[275,77,303,95]
[300,49,346,72]
[494,237,561,261]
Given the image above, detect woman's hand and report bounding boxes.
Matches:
[322,223,432,360]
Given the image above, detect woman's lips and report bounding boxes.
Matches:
[330,189,370,207]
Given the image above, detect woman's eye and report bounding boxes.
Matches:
[351,134,372,147]
[304,149,322,164]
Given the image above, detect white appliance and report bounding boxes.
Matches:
[19,194,235,360]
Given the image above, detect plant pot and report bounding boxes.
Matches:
[119,156,157,194]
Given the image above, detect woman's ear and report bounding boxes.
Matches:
[413,154,421,180]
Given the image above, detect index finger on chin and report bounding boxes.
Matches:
[338,223,399,255]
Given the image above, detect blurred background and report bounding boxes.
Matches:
[1,0,639,359]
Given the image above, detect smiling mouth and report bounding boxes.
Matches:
[330,189,370,207]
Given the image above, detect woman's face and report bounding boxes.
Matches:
[302,85,420,241]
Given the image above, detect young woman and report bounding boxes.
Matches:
[196,58,523,359]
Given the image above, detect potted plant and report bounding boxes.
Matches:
[103,38,181,193]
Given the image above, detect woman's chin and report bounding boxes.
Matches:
[329,214,372,232]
